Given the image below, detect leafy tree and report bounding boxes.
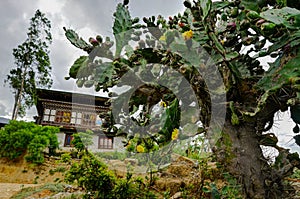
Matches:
[0,120,59,164]
[4,10,52,120]
[64,0,300,198]
[71,130,94,152]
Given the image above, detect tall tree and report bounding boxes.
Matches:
[64,0,300,198]
[5,10,52,120]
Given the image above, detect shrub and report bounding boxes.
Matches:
[0,120,59,164]
[65,152,157,199]
[61,153,71,163]
[71,130,93,152]
[65,153,116,198]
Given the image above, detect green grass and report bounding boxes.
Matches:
[10,183,65,199]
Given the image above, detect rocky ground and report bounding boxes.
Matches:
[0,154,214,199]
[0,156,67,199]
[1,154,300,198]
[0,183,39,199]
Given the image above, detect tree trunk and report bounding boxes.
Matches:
[11,91,20,120]
[11,65,27,120]
[217,120,270,198]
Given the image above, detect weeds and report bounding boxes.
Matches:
[10,183,64,199]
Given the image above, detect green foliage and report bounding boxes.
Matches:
[260,7,300,29]
[60,153,72,163]
[290,168,300,179]
[113,3,136,57]
[113,173,145,199]
[71,130,93,152]
[202,173,243,199]
[0,120,59,164]
[68,56,88,79]
[65,153,116,198]
[4,10,52,119]
[65,153,156,199]
[63,28,92,52]
[49,167,66,176]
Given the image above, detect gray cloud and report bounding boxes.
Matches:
[129,0,185,18]
[0,0,185,120]
[0,0,37,119]
[0,102,9,117]
[62,0,121,37]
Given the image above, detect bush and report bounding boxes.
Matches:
[65,152,157,199]
[71,130,93,152]
[65,153,116,198]
[61,153,71,163]
[0,120,59,164]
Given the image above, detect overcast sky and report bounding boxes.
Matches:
[0,0,298,153]
[0,0,185,120]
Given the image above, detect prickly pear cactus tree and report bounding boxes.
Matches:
[65,0,300,198]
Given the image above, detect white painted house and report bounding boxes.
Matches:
[35,88,124,152]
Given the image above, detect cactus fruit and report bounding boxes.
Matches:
[183,0,192,8]
[123,0,129,6]
[246,10,260,19]
[89,37,99,46]
[96,35,103,43]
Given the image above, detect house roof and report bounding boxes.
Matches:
[35,88,110,116]
[36,88,109,104]
[0,117,9,125]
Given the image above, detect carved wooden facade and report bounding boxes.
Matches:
[35,89,117,150]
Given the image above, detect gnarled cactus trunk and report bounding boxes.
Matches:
[222,120,267,198]
[216,119,292,199]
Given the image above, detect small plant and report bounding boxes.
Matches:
[202,173,243,199]
[221,172,243,198]
[61,153,72,163]
[33,176,39,184]
[290,168,300,179]
[54,178,61,183]
[49,166,67,176]
[49,169,55,175]
[163,190,171,199]
[55,166,67,173]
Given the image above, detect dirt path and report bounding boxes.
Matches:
[0,183,39,199]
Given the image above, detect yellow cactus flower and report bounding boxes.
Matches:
[159,35,166,41]
[182,30,193,40]
[136,145,145,153]
[126,141,131,148]
[171,128,179,140]
[160,101,167,108]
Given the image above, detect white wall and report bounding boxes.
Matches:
[56,132,125,152]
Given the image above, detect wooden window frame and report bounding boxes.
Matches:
[64,133,74,147]
[43,109,56,123]
[98,135,113,149]
[82,113,97,127]
[55,110,71,123]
